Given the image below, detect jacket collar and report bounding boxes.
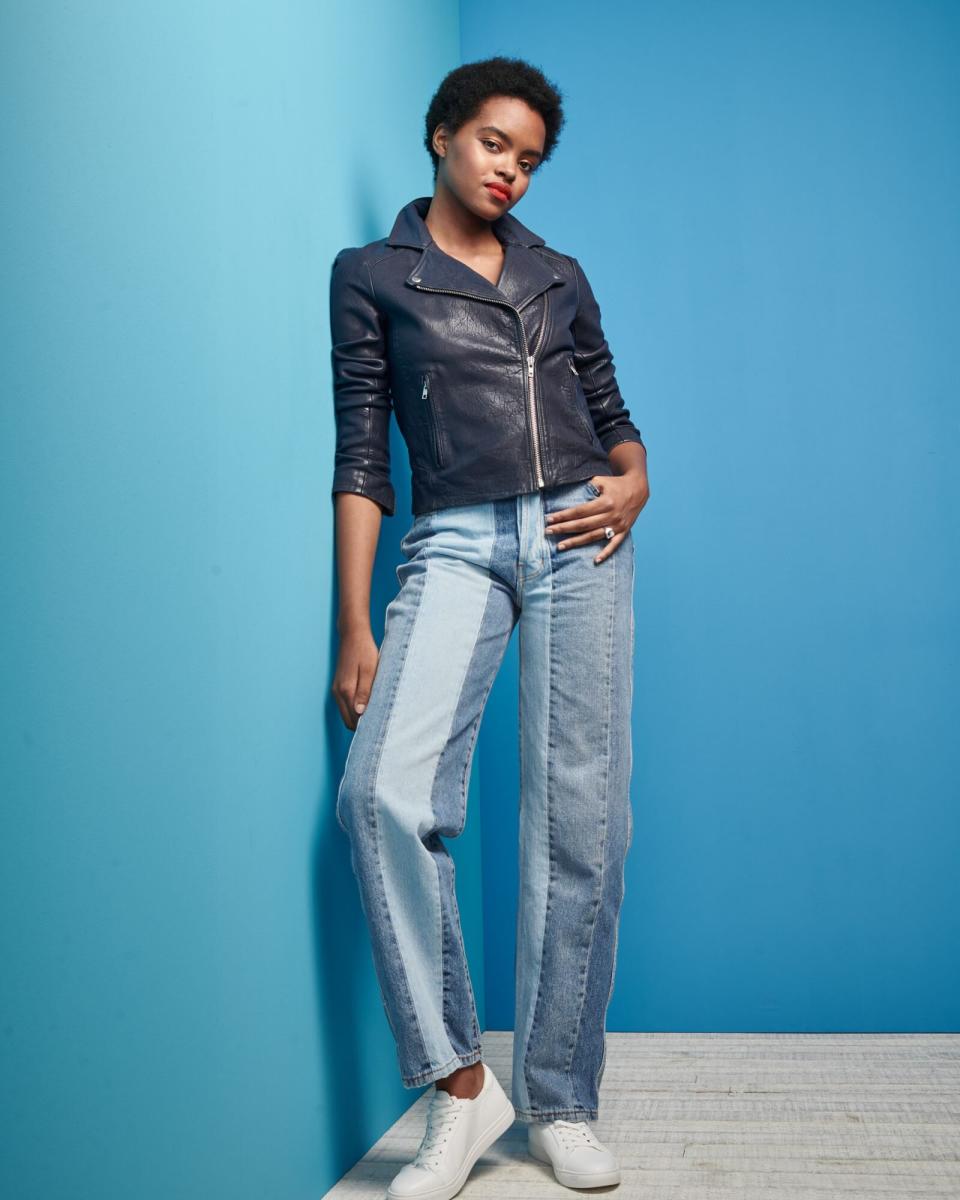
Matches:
[387,195,561,309]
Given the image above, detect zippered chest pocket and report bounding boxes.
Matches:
[419,373,446,468]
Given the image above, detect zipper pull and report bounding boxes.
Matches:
[528,355,535,374]
[421,378,429,399]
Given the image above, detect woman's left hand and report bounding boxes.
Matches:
[544,467,650,564]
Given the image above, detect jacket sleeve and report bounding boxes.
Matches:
[329,246,396,517]
[569,255,646,454]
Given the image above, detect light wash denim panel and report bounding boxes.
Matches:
[335,477,635,1124]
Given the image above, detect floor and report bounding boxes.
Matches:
[327,1030,960,1198]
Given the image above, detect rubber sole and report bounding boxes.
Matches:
[386,1097,516,1200]
[528,1139,622,1188]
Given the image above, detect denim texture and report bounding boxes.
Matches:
[335,477,635,1124]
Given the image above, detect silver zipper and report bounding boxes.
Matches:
[409,279,550,489]
[568,356,595,440]
[420,373,443,466]
[526,293,550,487]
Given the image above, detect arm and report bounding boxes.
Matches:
[329,246,396,517]
[328,248,394,729]
[332,492,383,729]
[569,254,647,456]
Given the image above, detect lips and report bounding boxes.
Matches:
[485,183,510,202]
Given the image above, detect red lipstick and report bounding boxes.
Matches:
[485,182,511,202]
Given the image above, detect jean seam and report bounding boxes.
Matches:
[522,555,558,1112]
[453,594,501,1047]
[371,563,431,1071]
[429,565,487,1054]
[563,542,615,1106]
[447,869,481,1047]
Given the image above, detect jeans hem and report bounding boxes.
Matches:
[513,1106,599,1124]
[401,1046,484,1088]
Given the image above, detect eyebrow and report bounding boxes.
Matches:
[476,125,543,160]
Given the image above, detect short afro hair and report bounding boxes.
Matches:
[424,55,565,179]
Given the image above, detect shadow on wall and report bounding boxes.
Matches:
[316,391,416,1153]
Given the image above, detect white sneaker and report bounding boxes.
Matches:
[386,1061,515,1200]
[528,1119,621,1188]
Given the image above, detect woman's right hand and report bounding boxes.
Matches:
[332,624,381,731]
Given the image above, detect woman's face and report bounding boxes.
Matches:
[434,95,546,218]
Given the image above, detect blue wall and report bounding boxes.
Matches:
[3,2,959,1197]
[0,3,466,1197]
[466,0,960,1033]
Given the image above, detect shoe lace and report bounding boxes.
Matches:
[552,1119,604,1151]
[413,1092,465,1171]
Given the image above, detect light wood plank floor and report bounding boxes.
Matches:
[327,1031,960,1198]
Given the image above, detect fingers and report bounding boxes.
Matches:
[552,525,625,560]
[354,664,375,717]
[552,520,624,556]
[545,503,618,543]
[547,496,628,566]
[332,687,356,730]
[592,529,627,564]
[544,498,599,529]
[332,658,378,731]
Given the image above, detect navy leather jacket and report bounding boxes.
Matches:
[329,195,645,518]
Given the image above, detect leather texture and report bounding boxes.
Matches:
[329,195,646,518]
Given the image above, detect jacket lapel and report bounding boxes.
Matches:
[387,196,563,310]
[493,240,563,310]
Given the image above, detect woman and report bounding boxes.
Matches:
[330,56,649,1197]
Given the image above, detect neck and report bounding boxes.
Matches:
[423,181,503,253]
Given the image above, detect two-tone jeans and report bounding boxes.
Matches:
[335,477,635,1124]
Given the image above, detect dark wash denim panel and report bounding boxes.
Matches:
[329,196,646,518]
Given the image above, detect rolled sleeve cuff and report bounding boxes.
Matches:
[332,469,396,517]
[598,427,646,455]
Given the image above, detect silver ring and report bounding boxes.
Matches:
[604,526,615,540]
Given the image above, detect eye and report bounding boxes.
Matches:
[520,160,537,174]
[481,138,500,152]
